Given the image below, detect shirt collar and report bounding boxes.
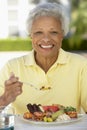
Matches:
[24,48,68,66]
[56,48,69,64]
[24,50,36,66]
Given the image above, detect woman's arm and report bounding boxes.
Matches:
[0,95,7,106]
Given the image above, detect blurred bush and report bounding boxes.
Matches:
[61,0,87,51]
[71,0,87,41]
[62,37,87,51]
[0,38,32,51]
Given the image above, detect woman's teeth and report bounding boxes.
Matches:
[40,45,53,48]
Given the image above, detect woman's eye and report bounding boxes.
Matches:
[50,31,58,35]
[34,31,43,35]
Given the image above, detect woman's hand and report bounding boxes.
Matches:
[1,72,23,106]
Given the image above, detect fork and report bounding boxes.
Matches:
[22,82,51,90]
[22,81,39,90]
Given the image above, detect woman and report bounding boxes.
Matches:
[0,3,87,114]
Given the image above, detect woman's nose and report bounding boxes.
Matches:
[42,35,50,42]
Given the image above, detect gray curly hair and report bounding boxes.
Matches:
[26,2,70,36]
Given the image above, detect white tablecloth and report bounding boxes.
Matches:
[14,115,87,130]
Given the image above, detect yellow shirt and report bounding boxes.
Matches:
[0,49,87,114]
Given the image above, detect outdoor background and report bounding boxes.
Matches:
[0,0,87,69]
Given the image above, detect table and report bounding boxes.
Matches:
[14,115,87,130]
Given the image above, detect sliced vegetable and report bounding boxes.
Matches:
[52,109,64,121]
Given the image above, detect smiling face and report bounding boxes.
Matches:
[31,16,64,59]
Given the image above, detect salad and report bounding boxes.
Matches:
[23,103,77,122]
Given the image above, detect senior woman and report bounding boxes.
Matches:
[0,2,87,114]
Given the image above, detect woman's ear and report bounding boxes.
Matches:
[61,30,64,41]
[62,30,64,37]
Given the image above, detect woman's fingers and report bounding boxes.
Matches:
[3,73,23,104]
[3,81,23,104]
[10,72,15,78]
[5,72,19,86]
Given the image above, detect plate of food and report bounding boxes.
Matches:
[22,103,85,126]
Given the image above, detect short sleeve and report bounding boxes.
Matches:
[80,63,87,112]
[0,61,12,96]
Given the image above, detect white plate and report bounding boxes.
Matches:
[20,114,85,126]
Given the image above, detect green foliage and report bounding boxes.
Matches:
[0,38,32,51]
[62,37,87,51]
[71,0,87,35]
[67,0,87,51]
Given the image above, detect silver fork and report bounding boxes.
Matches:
[22,82,51,90]
[0,82,51,91]
[22,82,40,90]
